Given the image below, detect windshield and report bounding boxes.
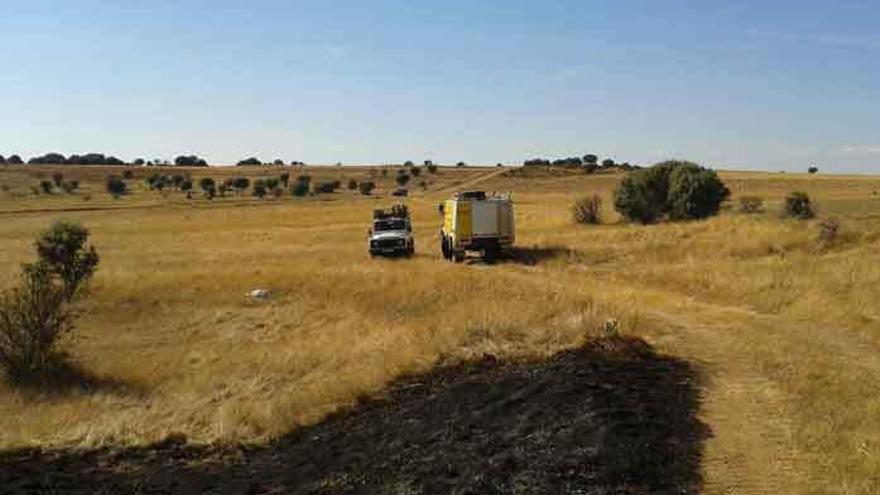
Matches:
[374,219,406,232]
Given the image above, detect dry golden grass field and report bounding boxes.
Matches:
[2,163,880,493]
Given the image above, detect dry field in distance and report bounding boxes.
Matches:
[2,163,880,493]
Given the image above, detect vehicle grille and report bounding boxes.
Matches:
[376,239,400,248]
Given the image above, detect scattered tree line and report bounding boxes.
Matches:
[1,152,211,167]
[524,154,636,173]
[236,157,306,167]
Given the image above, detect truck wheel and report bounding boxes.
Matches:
[440,236,450,260]
[408,242,415,257]
[453,250,465,263]
[483,246,497,264]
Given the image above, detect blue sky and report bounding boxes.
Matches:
[1,1,878,172]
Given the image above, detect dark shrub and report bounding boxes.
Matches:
[0,265,71,385]
[252,179,267,198]
[808,166,818,174]
[403,160,414,167]
[122,170,134,180]
[347,179,358,190]
[279,172,290,188]
[667,164,729,220]
[237,157,262,167]
[314,182,337,194]
[232,177,250,195]
[171,174,185,190]
[613,160,728,224]
[738,196,764,214]
[573,195,603,225]
[359,181,376,195]
[456,161,466,167]
[265,177,280,190]
[395,173,410,187]
[426,163,438,174]
[291,180,310,197]
[8,155,23,165]
[133,158,145,166]
[180,179,193,194]
[174,155,208,167]
[34,221,99,301]
[106,175,127,198]
[411,167,422,177]
[583,154,598,165]
[784,191,815,219]
[52,172,64,187]
[39,180,53,194]
[199,177,216,197]
[601,158,615,168]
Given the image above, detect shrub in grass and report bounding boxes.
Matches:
[105,175,127,198]
[252,179,267,198]
[279,172,290,188]
[61,181,79,194]
[34,221,99,301]
[314,181,337,194]
[818,217,840,245]
[52,172,64,187]
[784,191,815,219]
[39,180,53,194]
[232,177,250,195]
[122,170,134,180]
[291,180,310,197]
[359,181,376,195]
[395,172,410,187]
[738,196,764,214]
[0,265,71,385]
[347,179,358,190]
[426,163,438,174]
[573,195,603,225]
[265,177,280,190]
[180,179,193,195]
[613,160,729,224]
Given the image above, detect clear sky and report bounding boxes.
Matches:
[1,1,878,172]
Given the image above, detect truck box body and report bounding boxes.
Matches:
[441,192,514,258]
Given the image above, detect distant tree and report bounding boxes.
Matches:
[347,179,358,190]
[180,179,193,194]
[28,153,66,165]
[52,172,64,187]
[0,155,5,164]
[279,172,290,188]
[583,154,598,165]
[39,180,53,194]
[496,163,504,167]
[199,177,216,198]
[236,157,262,166]
[290,180,310,197]
[601,158,615,168]
[232,176,250,195]
[171,174,185,190]
[273,159,284,166]
[313,181,337,194]
[8,155,23,165]
[395,172,410,187]
[252,179,267,198]
[358,181,376,195]
[424,160,433,167]
[404,160,414,167]
[133,158,145,166]
[122,169,134,180]
[105,175,127,198]
[426,163,438,174]
[174,155,208,167]
[265,177,280,190]
[456,161,466,167]
[524,159,551,167]
[808,166,819,174]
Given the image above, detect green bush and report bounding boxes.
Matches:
[359,181,376,195]
[39,180,54,194]
[784,191,815,219]
[252,179,267,198]
[0,265,72,385]
[613,160,728,224]
[279,172,290,188]
[291,180,310,197]
[314,181,337,194]
[232,176,250,195]
[667,164,729,220]
[347,179,358,190]
[34,221,99,301]
[426,163,438,174]
[395,172,410,187]
[105,175,127,198]
[573,195,602,225]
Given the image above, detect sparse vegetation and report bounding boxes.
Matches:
[105,175,127,198]
[784,191,815,219]
[33,221,100,301]
[738,196,765,214]
[572,195,602,224]
[359,181,376,195]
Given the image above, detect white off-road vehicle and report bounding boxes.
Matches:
[368,204,414,257]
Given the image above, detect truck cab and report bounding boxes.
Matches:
[368,204,414,257]
[440,191,514,262]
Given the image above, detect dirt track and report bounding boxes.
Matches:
[0,337,706,494]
